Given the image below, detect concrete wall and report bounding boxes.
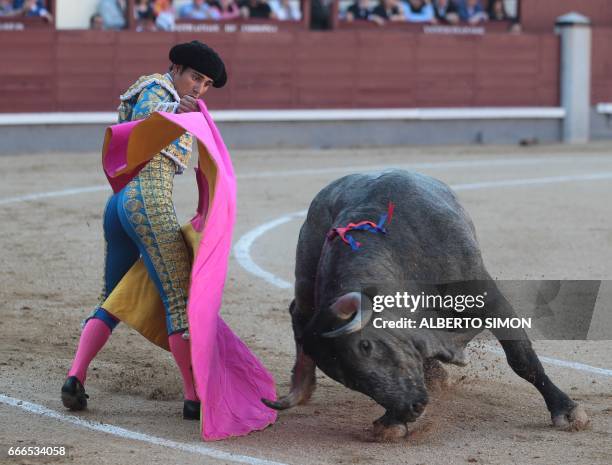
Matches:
[591,107,612,140]
[0,118,564,155]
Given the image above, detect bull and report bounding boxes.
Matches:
[262,170,589,440]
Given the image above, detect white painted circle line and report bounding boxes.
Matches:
[234,211,306,290]
[1,155,610,206]
[232,172,612,378]
[452,172,612,190]
[236,155,610,180]
[0,185,109,205]
[486,347,612,377]
[233,171,612,291]
[0,394,289,465]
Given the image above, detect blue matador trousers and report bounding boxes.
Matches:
[91,155,191,334]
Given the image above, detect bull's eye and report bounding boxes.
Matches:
[359,339,372,356]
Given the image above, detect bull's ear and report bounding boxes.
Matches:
[330,292,361,320]
[413,331,469,366]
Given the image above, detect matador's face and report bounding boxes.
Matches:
[171,65,214,100]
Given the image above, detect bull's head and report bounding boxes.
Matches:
[303,292,468,426]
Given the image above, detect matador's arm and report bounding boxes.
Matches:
[131,86,192,173]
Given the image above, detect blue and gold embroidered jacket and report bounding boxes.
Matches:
[118,73,193,174]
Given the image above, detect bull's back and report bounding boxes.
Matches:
[310,170,471,234]
[300,170,485,283]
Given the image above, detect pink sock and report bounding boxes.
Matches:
[169,333,198,401]
[67,318,112,384]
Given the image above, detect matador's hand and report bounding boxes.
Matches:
[177,95,199,114]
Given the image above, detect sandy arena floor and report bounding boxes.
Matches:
[1,143,611,465]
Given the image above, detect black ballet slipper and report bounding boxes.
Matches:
[183,399,201,420]
[61,376,89,411]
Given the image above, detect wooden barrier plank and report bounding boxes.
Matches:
[521,0,612,32]
[1,63,53,76]
[419,62,474,76]
[0,101,55,112]
[56,75,115,88]
[354,90,416,107]
[0,28,599,111]
[591,28,612,103]
[0,47,54,61]
[56,30,116,45]
[56,45,115,61]
[0,30,55,44]
[295,63,356,77]
[0,76,53,89]
[117,31,177,45]
[230,89,293,103]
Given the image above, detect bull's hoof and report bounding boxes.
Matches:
[552,404,590,431]
[372,420,407,442]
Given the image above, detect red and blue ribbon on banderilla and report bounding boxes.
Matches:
[326,201,395,251]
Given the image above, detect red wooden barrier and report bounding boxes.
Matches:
[521,0,612,32]
[592,27,612,105]
[0,28,564,113]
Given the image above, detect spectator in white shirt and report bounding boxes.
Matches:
[269,0,300,21]
[97,0,126,30]
[403,0,434,23]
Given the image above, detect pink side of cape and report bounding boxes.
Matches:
[102,101,277,440]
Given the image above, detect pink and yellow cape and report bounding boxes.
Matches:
[100,100,277,440]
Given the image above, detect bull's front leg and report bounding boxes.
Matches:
[262,299,316,410]
[487,290,589,431]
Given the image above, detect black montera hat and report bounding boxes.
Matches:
[169,41,227,88]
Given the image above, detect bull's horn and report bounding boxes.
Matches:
[321,292,373,338]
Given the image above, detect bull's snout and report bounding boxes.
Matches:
[410,397,428,416]
[396,394,428,422]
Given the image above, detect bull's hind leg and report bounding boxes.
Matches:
[487,289,589,431]
[262,299,316,410]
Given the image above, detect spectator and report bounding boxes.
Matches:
[345,0,372,22]
[134,0,154,20]
[403,0,434,23]
[20,0,52,21]
[310,0,331,30]
[97,0,126,29]
[457,0,487,24]
[11,0,42,9]
[179,0,220,19]
[487,0,508,21]
[153,0,175,30]
[213,0,240,19]
[0,0,18,16]
[487,0,521,33]
[269,0,300,21]
[371,0,403,25]
[90,13,104,29]
[133,0,157,30]
[240,0,274,19]
[432,0,458,24]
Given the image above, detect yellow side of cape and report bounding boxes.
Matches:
[101,223,201,351]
